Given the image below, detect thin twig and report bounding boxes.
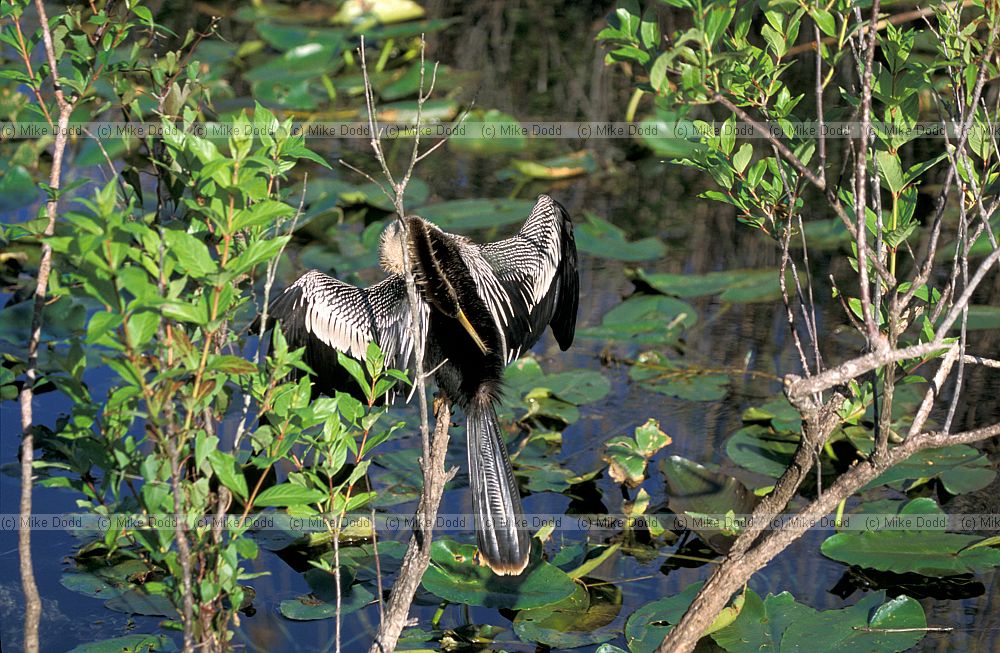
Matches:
[18,2,79,650]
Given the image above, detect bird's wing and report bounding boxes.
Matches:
[478,194,579,362]
[267,270,423,395]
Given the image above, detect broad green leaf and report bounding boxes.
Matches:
[575,213,667,261]
[448,109,527,153]
[253,483,327,508]
[864,445,995,494]
[625,582,704,653]
[508,151,596,180]
[208,450,249,501]
[68,635,177,653]
[781,592,926,653]
[421,539,575,609]
[416,198,535,230]
[164,230,217,277]
[513,582,621,649]
[821,530,1000,576]
[711,590,813,653]
[278,568,373,620]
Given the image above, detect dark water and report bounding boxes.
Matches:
[3,1,999,651]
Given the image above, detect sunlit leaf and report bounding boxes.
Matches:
[421,538,576,609]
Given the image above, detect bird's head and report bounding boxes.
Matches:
[379,216,423,274]
[378,219,408,274]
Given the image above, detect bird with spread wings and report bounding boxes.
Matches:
[267,194,579,575]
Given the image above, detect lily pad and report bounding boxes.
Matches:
[421,538,576,609]
[725,425,800,480]
[575,213,667,261]
[661,455,757,552]
[531,370,611,405]
[255,23,347,52]
[292,177,359,227]
[60,571,125,599]
[821,529,1000,577]
[507,151,596,180]
[964,305,1000,331]
[418,198,537,230]
[579,295,696,345]
[377,98,459,123]
[629,351,729,401]
[864,444,995,494]
[741,397,802,433]
[780,592,926,653]
[448,109,527,153]
[252,512,375,551]
[625,582,704,653]
[67,635,177,653]
[378,61,467,101]
[712,590,926,653]
[711,590,813,653]
[634,268,783,303]
[245,42,343,84]
[278,567,374,620]
[513,581,622,649]
[523,392,580,423]
[350,178,430,212]
[332,0,425,24]
[104,589,177,617]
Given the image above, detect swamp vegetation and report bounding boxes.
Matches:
[1,1,1000,652]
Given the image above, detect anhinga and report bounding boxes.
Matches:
[268,194,578,575]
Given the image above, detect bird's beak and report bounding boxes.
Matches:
[457,309,489,354]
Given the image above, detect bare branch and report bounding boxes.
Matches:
[853,0,882,343]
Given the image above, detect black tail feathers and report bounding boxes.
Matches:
[466,396,530,575]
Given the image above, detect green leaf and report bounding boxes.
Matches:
[733,142,753,174]
[104,589,176,617]
[421,539,576,609]
[865,445,995,494]
[279,568,373,620]
[625,582,704,653]
[725,425,800,480]
[811,8,836,37]
[67,634,177,653]
[513,583,621,649]
[575,213,667,261]
[233,200,294,231]
[253,483,327,507]
[780,592,926,653]
[760,24,787,57]
[634,268,783,303]
[875,150,905,194]
[208,450,248,501]
[711,590,811,652]
[164,230,217,277]
[414,198,535,230]
[821,530,1000,576]
[640,7,660,48]
[507,151,596,180]
[649,53,669,93]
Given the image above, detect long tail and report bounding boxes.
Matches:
[466,395,530,575]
